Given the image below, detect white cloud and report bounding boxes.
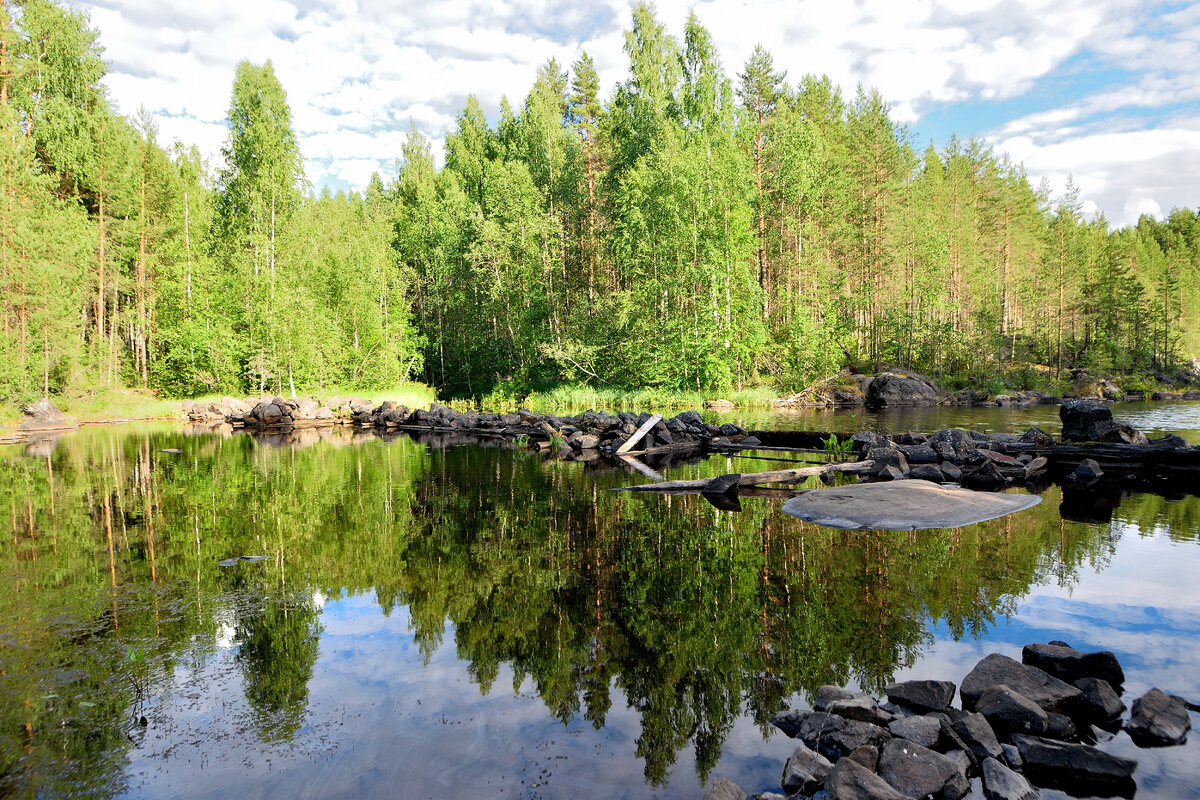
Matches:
[69,0,1197,220]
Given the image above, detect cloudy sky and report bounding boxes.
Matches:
[70,0,1199,226]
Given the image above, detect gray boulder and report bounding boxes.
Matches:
[885,679,956,713]
[867,372,939,407]
[930,428,977,462]
[1074,677,1125,724]
[981,756,1039,800]
[1019,426,1055,447]
[702,777,747,800]
[1059,399,1113,442]
[797,711,892,761]
[908,464,946,483]
[1023,641,1125,687]
[975,685,1049,738]
[887,715,944,749]
[946,709,1004,762]
[1011,734,1137,797]
[781,742,833,795]
[876,738,969,800]
[825,758,908,800]
[814,685,862,711]
[1125,687,1191,747]
[961,654,1083,715]
[827,695,894,726]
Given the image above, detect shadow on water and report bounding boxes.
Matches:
[0,419,1197,798]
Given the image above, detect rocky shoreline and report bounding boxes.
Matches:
[703,642,1194,800]
[773,367,1200,409]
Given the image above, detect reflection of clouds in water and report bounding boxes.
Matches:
[214,607,237,648]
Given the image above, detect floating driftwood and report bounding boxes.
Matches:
[612,460,875,493]
[781,480,1042,530]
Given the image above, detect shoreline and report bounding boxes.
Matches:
[4,389,1200,446]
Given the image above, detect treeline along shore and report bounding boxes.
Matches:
[2,0,1200,414]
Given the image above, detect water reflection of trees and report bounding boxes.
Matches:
[0,426,1179,793]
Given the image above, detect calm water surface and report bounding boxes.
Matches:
[1,403,1198,799]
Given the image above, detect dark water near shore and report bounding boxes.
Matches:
[1,404,1198,799]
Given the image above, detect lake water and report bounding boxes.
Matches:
[1,403,1198,799]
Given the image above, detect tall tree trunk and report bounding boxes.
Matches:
[137,146,148,387]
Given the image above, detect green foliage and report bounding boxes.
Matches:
[3,0,1200,415]
[822,434,853,462]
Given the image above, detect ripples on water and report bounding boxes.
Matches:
[0,404,1198,799]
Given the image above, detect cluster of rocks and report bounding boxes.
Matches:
[184,396,346,427]
[849,427,1054,490]
[706,642,1193,800]
[359,404,751,454]
[1057,399,1191,448]
[185,397,755,454]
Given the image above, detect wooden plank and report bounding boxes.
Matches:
[616,413,663,454]
[613,460,874,493]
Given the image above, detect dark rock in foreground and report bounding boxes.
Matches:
[1011,734,1137,797]
[826,757,909,800]
[1125,688,1191,747]
[981,756,1039,800]
[876,738,969,800]
[781,742,833,795]
[946,708,1004,763]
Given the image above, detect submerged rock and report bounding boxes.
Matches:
[782,482,1041,531]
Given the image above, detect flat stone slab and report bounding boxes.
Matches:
[782,481,1041,530]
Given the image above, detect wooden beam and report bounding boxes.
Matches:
[612,460,874,493]
[616,413,663,454]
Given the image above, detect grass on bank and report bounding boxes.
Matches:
[0,383,440,435]
[468,384,782,414]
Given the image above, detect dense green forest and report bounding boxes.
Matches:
[2,0,1198,406]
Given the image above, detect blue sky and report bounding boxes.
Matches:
[70,0,1200,226]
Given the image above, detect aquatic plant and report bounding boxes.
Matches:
[823,434,853,462]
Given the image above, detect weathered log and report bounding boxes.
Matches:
[616,413,663,454]
[612,460,874,493]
